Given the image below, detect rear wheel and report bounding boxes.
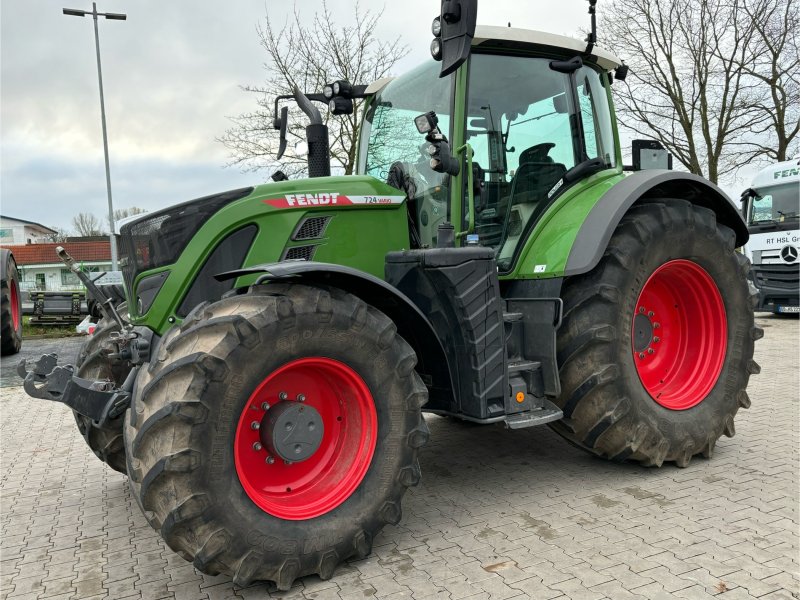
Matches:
[73,305,131,474]
[552,199,762,467]
[124,284,428,589]
[1,251,22,356]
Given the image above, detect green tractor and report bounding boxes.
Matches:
[21,0,761,590]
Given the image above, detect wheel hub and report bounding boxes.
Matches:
[632,313,654,353]
[259,401,324,463]
[233,357,377,520]
[631,259,727,410]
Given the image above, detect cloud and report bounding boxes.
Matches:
[2,0,602,230]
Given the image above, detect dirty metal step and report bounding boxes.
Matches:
[504,398,563,429]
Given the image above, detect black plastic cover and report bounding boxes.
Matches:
[386,247,506,419]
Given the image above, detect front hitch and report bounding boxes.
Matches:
[18,354,138,426]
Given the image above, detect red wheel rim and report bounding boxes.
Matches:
[9,279,20,331]
[631,259,727,410]
[234,357,377,520]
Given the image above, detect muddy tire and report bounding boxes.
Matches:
[551,199,761,467]
[1,250,23,356]
[73,305,131,474]
[124,284,428,590]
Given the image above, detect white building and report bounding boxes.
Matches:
[0,215,57,245]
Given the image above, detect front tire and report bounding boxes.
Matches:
[124,284,428,590]
[73,306,132,474]
[552,199,761,467]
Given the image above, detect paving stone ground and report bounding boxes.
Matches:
[1,315,797,600]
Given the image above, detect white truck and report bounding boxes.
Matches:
[741,158,800,313]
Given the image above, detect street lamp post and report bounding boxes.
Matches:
[63,3,126,271]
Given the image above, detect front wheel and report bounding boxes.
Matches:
[552,199,762,467]
[124,284,428,590]
[73,305,131,474]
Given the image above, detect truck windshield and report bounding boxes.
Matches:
[465,53,616,270]
[358,61,453,247]
[749,183,800,225]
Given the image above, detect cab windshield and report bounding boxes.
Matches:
[358,61,453,247]
[749,183,800,225]
[466,53,616,270]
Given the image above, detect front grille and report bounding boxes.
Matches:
[118,187,253,309]
[293,216,331,241]
[752,264,800,290]
[281,245,317,261]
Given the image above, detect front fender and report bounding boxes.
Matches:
[217,261,457,411]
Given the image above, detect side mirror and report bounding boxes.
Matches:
[275,106,289,160]
[632,139,672,171]
[431,0,478,78]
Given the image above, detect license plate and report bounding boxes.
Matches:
[777,305,800,313]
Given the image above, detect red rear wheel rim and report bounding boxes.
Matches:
[9,279,20,331]
[234,357,377,520]
[631,259,727,410]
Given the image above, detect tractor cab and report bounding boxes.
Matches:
[359,26,623,271]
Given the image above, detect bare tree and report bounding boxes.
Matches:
[219,2,407,178]
[600,0,796,183]
[72,213,105,237]
[731,0,800,163]
[43,226,71,243]
[108,206,147,231]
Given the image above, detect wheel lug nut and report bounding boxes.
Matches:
[638,352,646,359]
[647,348,655,354]
[253,442,262,451]
[653,322,660,329]
[653,336,660,343]
[279,391,288,401]
[296,394,305,403]
[266,456,275,464]
[648,311,655,317]
[261,402,270,410]
[251,421,260,430]
[639,307,646,313]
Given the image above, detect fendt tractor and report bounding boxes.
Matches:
[740,158,800,314]
[20,0,761,590]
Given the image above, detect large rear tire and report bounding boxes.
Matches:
[551,199,761,467]
[73,305,131,474]
[1,251,23,356]
[124,284,428,590]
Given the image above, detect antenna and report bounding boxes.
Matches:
[585,0,597,56]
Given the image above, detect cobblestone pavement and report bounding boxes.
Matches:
[1,315,797,600]
[0,338,83,388]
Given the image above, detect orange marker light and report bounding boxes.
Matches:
[515,392,525,403]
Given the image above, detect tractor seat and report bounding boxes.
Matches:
[509,161,566,205]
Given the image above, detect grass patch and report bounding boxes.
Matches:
[22,316,83,338]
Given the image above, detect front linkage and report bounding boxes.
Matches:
[17,247,151,428]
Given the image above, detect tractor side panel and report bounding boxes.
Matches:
[504,172,625,280]
[125,176,409,334]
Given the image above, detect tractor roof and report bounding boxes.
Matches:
[473,25,623,71]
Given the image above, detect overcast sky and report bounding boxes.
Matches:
[1,1,754,231]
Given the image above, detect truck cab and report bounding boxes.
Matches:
[741,159,800,313]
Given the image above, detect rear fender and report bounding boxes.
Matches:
[217,262,456,410]
[564,170,749,276]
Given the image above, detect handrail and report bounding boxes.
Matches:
[455,143,475,239]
